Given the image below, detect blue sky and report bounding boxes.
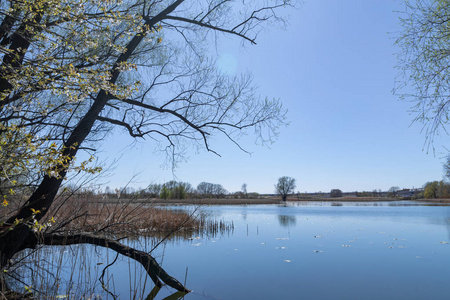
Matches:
[97,0,447,194]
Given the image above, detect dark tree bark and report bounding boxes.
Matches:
[0,0,189,292]
[18,233,191,293]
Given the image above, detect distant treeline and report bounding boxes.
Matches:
[99,181,260,200]
[422,181,450,199]
[65,181,449,201]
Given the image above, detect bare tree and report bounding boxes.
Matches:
[197,182,227,198]
[388,186,400,198]
[275,176,296,201]
[241,183,248,198]
[0,0,297,294]
[147,183,163,198]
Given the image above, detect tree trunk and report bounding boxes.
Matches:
[1,1,187,291]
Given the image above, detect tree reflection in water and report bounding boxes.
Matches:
[8,217,233,299]
[146,286,187,300]
[278,215,296,227]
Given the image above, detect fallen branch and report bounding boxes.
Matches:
[28,233,191,293]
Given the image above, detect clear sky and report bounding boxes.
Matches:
[96,0,447,194]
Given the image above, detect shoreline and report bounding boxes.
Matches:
[101,196,450,205]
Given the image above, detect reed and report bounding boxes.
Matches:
[45,195,227,238]
[2,195,233,299]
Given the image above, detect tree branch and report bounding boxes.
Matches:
[34,233,191,293]
[163,15,256,44]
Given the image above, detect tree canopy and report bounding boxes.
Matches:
[396,0,450,148]
[0,0,296,294]
[275,176,296,201]
[330,189,342,198]
[196,181,227,198]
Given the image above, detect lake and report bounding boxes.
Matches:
[18,201,450,299]
[147,202,450,300]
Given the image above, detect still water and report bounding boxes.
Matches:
[147,202,450,300]
[23,202,450,299]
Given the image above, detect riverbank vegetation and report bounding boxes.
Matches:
[0,193,233,298]
[95,179,449,203]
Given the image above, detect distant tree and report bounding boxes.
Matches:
[158,181,192,199]
[196,182,227,198]
[164,181,179,191]
[160,185,171,200]
[171,185,185,200]
[248,192,260,199]
[215,185,228,198]
[172,182,193,199]
[425,180,450,199]
[330,189,343,198]
[105,186,112,195]
[125,187,136,196]
[241,183,248,199]
[147,183,162,198]
[388,186,400,198]
[275,176,296,201]
[196,182,212,196]
[232,191,242,199]
[356,191,372,197]
[439,181,450,198]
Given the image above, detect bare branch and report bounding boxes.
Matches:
[163,15,256,44]
[29,233,190,293]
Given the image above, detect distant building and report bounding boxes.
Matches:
[396,189,423,198]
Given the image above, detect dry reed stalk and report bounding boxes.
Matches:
[42,195,233,240]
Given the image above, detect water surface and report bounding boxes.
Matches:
[150,202,450,300]
[19,202,450,299]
